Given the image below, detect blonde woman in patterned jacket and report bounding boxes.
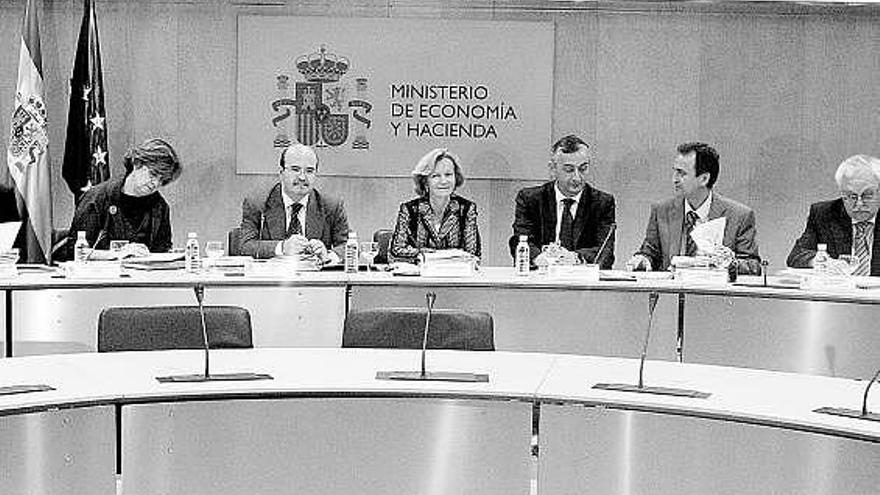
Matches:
[388,148,481,263]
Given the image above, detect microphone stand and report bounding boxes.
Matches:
[376,292,489,383]
[156,284,273,383]
[814,367,880,422]
[594,223,616,267]
[593,291,710,398]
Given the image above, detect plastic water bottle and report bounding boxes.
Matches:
[185,232,201,273]
[344,232,359,274]
[515,235,530,276]
[814,243,830,274]
[74,231,89,263]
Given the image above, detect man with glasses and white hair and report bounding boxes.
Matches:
[240,143,349,260]
[787,154,880,276]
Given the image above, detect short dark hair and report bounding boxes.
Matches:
[551,135,590,154]
[677,142,719,189]
[123,138,181,185]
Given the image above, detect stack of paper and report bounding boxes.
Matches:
[420,249,477,278]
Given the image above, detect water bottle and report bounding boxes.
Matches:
[185,232,201,273]
[515,235,530,276]
[74,231,89,263]
[344,232,359,274]
[813,243,830,274]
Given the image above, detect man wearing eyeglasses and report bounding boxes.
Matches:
[787,155,880,276]
[239,143,349,260]
[509,134,616,268]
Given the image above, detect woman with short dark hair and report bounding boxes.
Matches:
[64,138,182,259]
[388,148,481,263]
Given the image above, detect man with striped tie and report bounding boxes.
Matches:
[788,155,880,276]
[240,144,349,260]
[627,142,762,275]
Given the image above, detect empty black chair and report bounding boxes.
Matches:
[98,306,253,352]
[342,308,494,351]
[227,228,242,256]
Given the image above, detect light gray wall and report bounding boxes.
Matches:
[1,0,878,267]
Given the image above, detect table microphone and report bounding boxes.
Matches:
[594,223,616,266]
[376,292,489,383]
[156,284,273,383]
[814,367,880,422]
[593,291,710,398]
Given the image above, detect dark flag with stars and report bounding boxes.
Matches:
[62,0,108,202]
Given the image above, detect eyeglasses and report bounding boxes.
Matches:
[282,166,317,176]
[840,190,878,204]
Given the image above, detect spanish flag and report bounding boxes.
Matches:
[4,0,54,264]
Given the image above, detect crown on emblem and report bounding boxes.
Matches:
[295,45,349,83]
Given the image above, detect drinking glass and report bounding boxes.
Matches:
[204,241,224,270]
[360,241,379,272]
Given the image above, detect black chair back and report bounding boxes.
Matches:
[98,305,253,352]
[342,308,494,351]
[372,229,393,265]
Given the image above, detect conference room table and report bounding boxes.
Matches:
[1,349,878,495]
[2,266,879,379]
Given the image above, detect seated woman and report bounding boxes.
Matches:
[64,138,182,259]
[389,148,481,263]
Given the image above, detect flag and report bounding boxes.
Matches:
[5,0,53,264]
[62,0,109,201]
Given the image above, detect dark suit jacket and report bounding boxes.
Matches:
[635,193,762,275]
[509,181,615,269]
[239,184,349,259]
[787,198,880,276]
[64,176,172,260]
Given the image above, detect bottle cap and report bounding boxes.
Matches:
[348,232,357,239]
[188,232,197,238]
[817,243,827,250]
[77,231,86,238]
[519,235,528,242]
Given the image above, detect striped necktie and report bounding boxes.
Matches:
[683,210,699,256]
[286,203,303,237]
[852,221,872,276]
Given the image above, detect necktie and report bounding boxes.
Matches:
[852,221,872,276]
[286,203,303,237]
[683,210,699,256]
[559,198,575,250]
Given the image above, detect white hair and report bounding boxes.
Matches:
[834,154,880,188]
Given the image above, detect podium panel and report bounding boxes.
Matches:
[122,397,532,495]
[12,286,345,355]
[538,404,880,495]
[685,295,880,379]
[0,406,116,495]
[351,286,679,359]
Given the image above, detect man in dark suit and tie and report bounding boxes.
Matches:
[787,154,880,276]
[627,142,762,275]
[509,135,616,268]
[240,144,349,259]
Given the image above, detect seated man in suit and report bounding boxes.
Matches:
[627,142,762,274]
[240,143,349,260]
[787,154,880,276]
[509,134,615,268]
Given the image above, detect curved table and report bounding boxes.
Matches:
[0,349,878,495]
[2,267,879,378]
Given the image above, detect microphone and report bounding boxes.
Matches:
[155,284,273,383]
[83,229,108,262]
[814,367,880,422]
[376,292,489,383]
[593,291,711,398]
[593,223,616,266]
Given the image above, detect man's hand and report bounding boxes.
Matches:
[626,254,652,272]
[281,234,311,256]
[121,242,150,258]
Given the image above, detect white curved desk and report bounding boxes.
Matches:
[0,349,878,495]
[3,267,880,378]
